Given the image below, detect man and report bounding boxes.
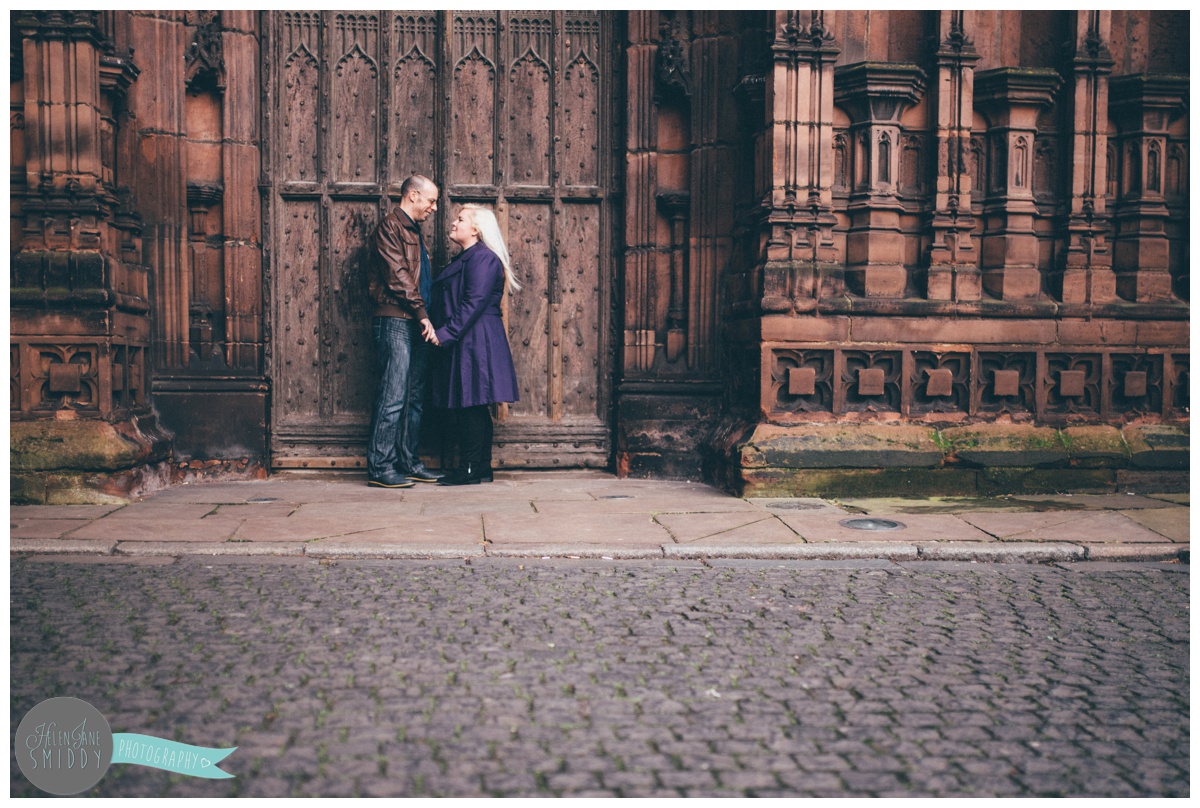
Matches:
[366,174,444,487]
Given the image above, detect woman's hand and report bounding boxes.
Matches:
[421,318,440,346]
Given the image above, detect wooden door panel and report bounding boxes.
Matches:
[329,13,380,185]
[329,201,378,418]
[505,201,552,418]
[276,200,322,421]
[559,202,602,416]
[390,14,437,183]
[450,15,497,188]
[267,10,612,467]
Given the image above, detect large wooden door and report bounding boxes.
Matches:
[264,11,614,469]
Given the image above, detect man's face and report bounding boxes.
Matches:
[411,186,439,222]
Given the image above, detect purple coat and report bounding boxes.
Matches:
[430,243,519,409]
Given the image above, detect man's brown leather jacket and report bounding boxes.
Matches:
[370,207,429,321]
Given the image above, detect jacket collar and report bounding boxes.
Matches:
[396,207,421,233]
[436,242,484,282]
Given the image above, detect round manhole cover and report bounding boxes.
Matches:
[599,495,633,500]
[246,497,280,504]
[839,517,906,531]
[766,501,824,511]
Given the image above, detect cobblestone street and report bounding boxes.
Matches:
[10,557,1189,797]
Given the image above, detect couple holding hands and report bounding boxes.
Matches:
[366,174,520,489]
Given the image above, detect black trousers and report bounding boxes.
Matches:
[453,405,493,469]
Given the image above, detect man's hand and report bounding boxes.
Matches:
[421,318,439,345]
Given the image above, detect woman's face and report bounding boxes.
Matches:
[449,210,478,247]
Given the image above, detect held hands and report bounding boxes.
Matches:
[421,318,440,346]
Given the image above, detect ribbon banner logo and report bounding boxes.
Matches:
[15,697,237,795]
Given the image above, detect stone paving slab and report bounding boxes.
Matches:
[483,512,673,546]
[961,510,1180,544]
[1148,493,1189,505]
[678,517,801,546]
[775,512,995,543]
[654,512,787,543]
[210,502,301,518]
[533,497,764,516]
[836,497,1036,514]
[314,515,484,547]
[306,543,486,559]
[231,516,396,542]
[420,500,537,516]
[115,541,306,556]
[96,503,220,520]
[10,518,95,538]
[67,518,241,542]
[1013,493,1181,510]
[11,538,118,554]
[741,498,850,515]
[10,504,122,518]
[1118,508,1189,543]
[286,502,421,521]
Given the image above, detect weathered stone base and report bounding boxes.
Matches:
[10,416,173,504]
[728,422,1189,497]
[616,388,723,479]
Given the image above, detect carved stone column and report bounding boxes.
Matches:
[761,11,841,313]
[834,62,926,298]
[656,191,689,362]
[1108,74,1188,303]
[622,11,659,375]
[926,11,980,301]
[10,11,169,502]
[974,68,1061,300]
[1056,11,1116,305]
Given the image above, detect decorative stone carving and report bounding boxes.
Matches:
[655,12,693,99]
[974,67,1061,300]
[185,11,225,91]
[1108,74,1188,303]
[834,62,927,297]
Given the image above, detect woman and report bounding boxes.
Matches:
[429,204,521,485]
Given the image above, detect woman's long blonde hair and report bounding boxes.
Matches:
[461,204,521,293]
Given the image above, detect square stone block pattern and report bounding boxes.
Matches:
[960,510,1175,543]
[483,513,672,546]
[312,515,484,546]
[533,496,762,516]
[1118,508,1189,543]
[655,513,800,544]
[773,512,994,543]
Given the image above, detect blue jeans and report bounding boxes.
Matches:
[367,317,428,477]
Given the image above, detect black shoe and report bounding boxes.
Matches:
[368,471,415,489]
[437,465,483,486]
[403,465,445,484]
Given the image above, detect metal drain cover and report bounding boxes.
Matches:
[599,495,633,500]
[767,501,824,511]
[246,497,280,503]
[839,517,906,531]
